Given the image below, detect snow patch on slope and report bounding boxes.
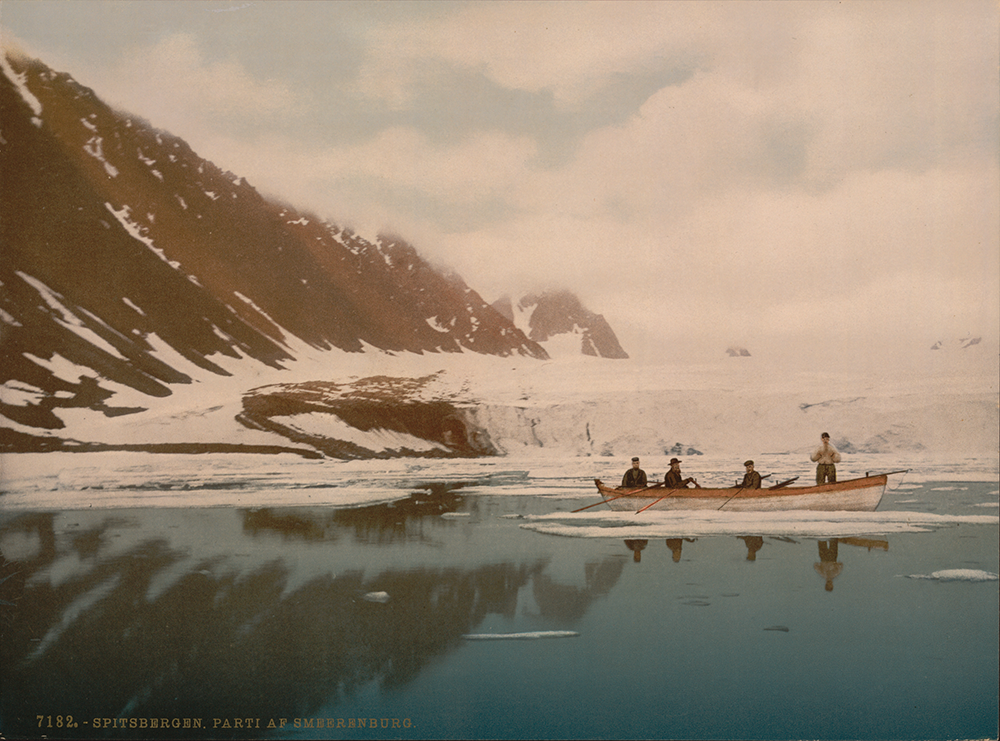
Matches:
[0,52,43,122]
[15,272,127,360]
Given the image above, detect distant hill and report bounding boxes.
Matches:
[0,50,548,432]
[930,336,982,351]
[492,291,628,359]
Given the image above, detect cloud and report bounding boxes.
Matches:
[98,33,300,135]
[7,0,994,361]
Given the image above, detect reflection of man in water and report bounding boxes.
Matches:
[739,535,764,561]
[624,539,648,562]
[665,538,696,563]
[814,538,843,591]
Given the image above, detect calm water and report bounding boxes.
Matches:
[0,477,997,740]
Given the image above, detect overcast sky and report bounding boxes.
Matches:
[3,0,998,363]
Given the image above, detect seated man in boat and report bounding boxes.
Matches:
[663,458,698,488]
[810,432,841,484]
[740,460,762,489]
[621,457,648,488]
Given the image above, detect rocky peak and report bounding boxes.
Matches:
[492,290,628,359]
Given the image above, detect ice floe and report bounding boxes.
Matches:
[462,631,579,640]
[518,509,999,538]
[903,569,998,582]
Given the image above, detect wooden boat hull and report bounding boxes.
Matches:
[594,475,888,512]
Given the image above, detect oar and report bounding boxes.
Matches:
[572,481,665,513]
[716,474,772,511]
[636,473,714,513]
[864,469,910,478]
[636,489,677,513]
[768,476,798,490]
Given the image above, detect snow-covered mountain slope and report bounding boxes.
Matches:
[5,341,996,462]
[0,50,546,433]
[492,291,628,359]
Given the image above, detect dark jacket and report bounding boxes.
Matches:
[664,469,692,488]
[740,471,762,489]
[622,468,647,488]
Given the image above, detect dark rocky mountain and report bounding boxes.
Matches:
[0,51,548,433]
[492,291,628,359]
[238,373,496,460]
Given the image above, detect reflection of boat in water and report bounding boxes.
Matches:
[594,473,894,512]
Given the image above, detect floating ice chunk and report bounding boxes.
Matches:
[440,512,470,519]
[462,631,580,640]
[363,591,390,603]
[905,569,998,582]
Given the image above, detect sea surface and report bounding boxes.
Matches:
[0,453,997,740]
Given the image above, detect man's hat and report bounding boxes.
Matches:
[821,432,830,439]
[744,460,754,466]
[669,458,681,465]
[631,456,639,462]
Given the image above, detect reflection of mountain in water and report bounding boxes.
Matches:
[243,483,468,544]
[532,559,625,622]
[0,500,623,738]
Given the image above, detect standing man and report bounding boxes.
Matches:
[810,432,841,484]
[622,456,647,488]
[664,458,698,488]
[740,460,762,489]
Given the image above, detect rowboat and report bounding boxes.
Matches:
[592,473,895,512]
